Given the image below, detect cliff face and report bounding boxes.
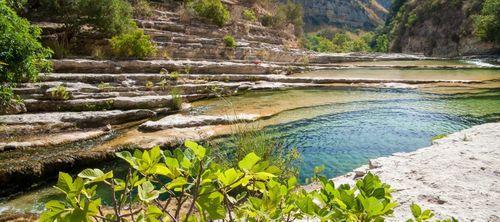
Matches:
[290,0,391,31]
[389,0,500,57]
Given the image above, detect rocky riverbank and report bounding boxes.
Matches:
[331,123,500,221]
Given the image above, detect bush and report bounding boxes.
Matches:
[34,0,134,38]
[474,0,500,44]
[191,0,230,27]
[223,35,237,48]
[110,28,156,59]
[0,0,52,104]
[242,9,257,22]
[375,34,389,52]
[40,141,457,221]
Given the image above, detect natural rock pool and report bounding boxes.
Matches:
[194,87,500,181]
[1,66,500,214]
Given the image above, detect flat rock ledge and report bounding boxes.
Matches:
[331,123,500,221]
[139,114,260,132]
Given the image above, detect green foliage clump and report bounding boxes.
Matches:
[375,34,390,52]
[131,0,154,19]
[40,140,458,221]
[40,0,134,38]
[0,0,52,105]
[191,0,230,27]
[407,203,458,222]
[39,141,397,221]
[303,31,390,53]
[170,87,183,111]
[223,35,237,48]
[474,0,500,44]
[242,9,257,22]
[260,0,304,36]
[110,28,157,59]
[211,127,301,180]
[50,85,71,101]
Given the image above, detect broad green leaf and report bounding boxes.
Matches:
[138,181,160,202]
[78,169,113,183]
[55,172,73,194]
[238,152,261,171]
[411,203,422,218]
[151,164,173,177]
[167,177,188,190]
[185,140,206,160]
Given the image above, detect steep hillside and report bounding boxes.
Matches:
[388,0,500,57]
[289,0,391,31]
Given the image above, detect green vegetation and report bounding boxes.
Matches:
[170,87,183,111]
[223,35,237,48]
[34,0,134,38]
[110,29,157,59]
[40,141,456,221]
[131,0,154,19]
[191,0,230,27]
[211,127,301,180]
[260,0,304,36]
[302,31,389,53]
[0,0,52,105]
[474,0,500,44]
[145,81,154,90]
[431,134,447,141]
[242,9,257,22]
[169,71,180,80]
[50,85,71,101]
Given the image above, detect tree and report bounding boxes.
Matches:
[475,0,500,44]
[0,0,52,105]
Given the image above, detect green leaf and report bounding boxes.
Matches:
[411,203,422,218]
[151,164,173,177]
[55,172,73,194]
[185,140,206,160]
[167,177,188,190]
[78,169,113,183]
[238,152,261,171]
[138,181,160,202]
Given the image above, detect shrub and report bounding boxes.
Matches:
[0,0,52,104]
[191,0,230,27]
[223,35,237,48]
[375,34,389,52]
[40,141,456,221]
[33,0,134,38]
[110,28,156,59]
[242,9,257,21]
[474,0,500,44]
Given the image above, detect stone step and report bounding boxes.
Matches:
[16,82,248,100]
[23,94,206,112]
[51,59,296,74]
[138,114,259,132]
[181,74,484,84]
[0,109,156,138]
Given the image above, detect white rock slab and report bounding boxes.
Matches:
[139,114,260,131]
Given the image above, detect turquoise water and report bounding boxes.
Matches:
[214,88,500,181]
[1,87,499,212]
